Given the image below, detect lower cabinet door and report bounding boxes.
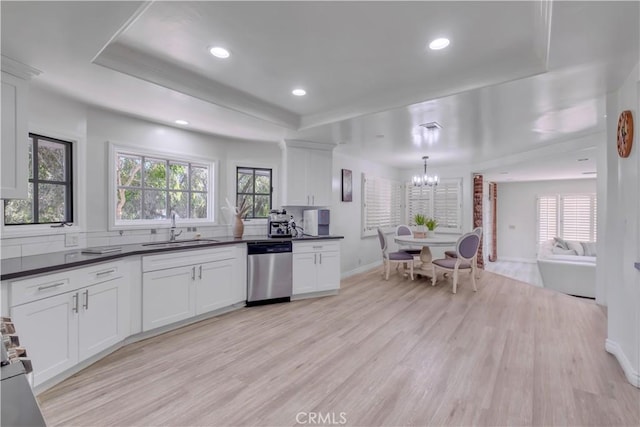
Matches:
[195,259,235,315]
[11,292,79,386]
[78,277,129,361]
[292,252,317,295]
[316,250,341,291]
[143,266,194,331]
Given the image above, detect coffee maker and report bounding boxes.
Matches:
[268,209,292,237]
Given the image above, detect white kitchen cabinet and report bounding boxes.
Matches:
[292,240,341,296]
[78,277,130,361]
[142,266,194,331]
[9,262,129,386]
[1,71,29,199]
[11,291,79,386]
[282,145,333,206]
[142,246,246,332]
[196,259,235,315]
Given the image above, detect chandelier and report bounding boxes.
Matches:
[412,156,439,187]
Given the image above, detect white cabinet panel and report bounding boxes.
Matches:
[283,146,333,206]
[293,241,341,296]
[78,277,129,361]
[292,252,317,295]
[196,259,235,315]
[1,71,29,199]
[316,251,341,291]
[142,266,194,331]
[11,292,78,386]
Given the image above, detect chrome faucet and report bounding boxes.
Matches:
[169,212,182,241]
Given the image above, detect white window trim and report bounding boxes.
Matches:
[536,193,597,245]
[227,160,279,226]
[108,142,217,231]
[361,173,403,238]
[1,128,86,238]
[405,178,462,234]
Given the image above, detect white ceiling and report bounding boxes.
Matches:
[2,1,638,180]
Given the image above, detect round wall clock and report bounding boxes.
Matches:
[617,110,634,158]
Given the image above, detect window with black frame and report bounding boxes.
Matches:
[4,134,73,225]
[236,167,272,218]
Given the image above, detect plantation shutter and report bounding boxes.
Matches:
[362,174,403,233]
[406,184,432,225]
[537,196,558,243]
[433,181,460,230]
[561,194,596,242]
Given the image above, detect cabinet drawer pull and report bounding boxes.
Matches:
[192,266,196,281]
[314,254,317,265]
[199,265,202,280]
[37,282,65,291]
[72,293,79,314]
[319,253,322,264]
[96,268,116,277]
[83,290,89,310]
[312,246,322,249]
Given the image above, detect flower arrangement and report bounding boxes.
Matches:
[235,197,250,219]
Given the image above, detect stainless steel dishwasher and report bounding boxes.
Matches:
[246,241,293,306]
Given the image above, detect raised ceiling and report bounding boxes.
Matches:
[1,1,638,178]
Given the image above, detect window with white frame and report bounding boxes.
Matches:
[406,178,462,232]
[362,173,403,236]
[536,194,597,243]
[111,145,214,228]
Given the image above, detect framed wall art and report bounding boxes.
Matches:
[341,169,353,202]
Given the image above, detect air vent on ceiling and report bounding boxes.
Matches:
[419,121,442,130]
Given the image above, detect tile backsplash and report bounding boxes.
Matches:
[1,222,267,260]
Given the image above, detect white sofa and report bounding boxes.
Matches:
[536,238,596,298]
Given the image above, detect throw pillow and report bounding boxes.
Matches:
[567,241,585,256]
[553,237,570,250]
[581,242,597,257]
[552,247,578,255]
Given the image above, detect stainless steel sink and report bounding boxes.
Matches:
[142,239,219,248]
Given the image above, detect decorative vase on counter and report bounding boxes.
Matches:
[233,215,244,238]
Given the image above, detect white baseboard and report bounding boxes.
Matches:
[492,256,537,264]
[605,338,640,388]
[341,260,382,279]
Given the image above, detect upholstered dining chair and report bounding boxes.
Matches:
[432,231,480,293]
[445,226,483,277]
[377,228,414,280]
[395,225,422,256]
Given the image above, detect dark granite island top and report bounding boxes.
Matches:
[1,235,344,281]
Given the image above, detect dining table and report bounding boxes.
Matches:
[393,234,459,276]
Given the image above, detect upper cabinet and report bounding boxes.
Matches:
[1,56,40,199]
[282,141,334,207]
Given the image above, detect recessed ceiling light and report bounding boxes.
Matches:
[292,88,306,96]
[429,38,450,50]
[209,46,230,59]
[577,158,589,162]
[175,119,189,125]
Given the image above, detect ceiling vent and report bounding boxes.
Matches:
[419,121,442,130]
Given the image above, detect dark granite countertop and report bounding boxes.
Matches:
[1,234,343,281]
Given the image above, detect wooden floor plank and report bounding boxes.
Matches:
[37,268,640,426]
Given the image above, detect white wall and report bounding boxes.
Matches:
[496,179,597,262]
[602,62,640,387]
[332,149,403,276]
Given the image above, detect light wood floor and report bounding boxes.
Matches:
[484,260,543,288]
[38,269,639,426]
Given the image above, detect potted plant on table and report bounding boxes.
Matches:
[425,217,438,237]
[414,213,427,238]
